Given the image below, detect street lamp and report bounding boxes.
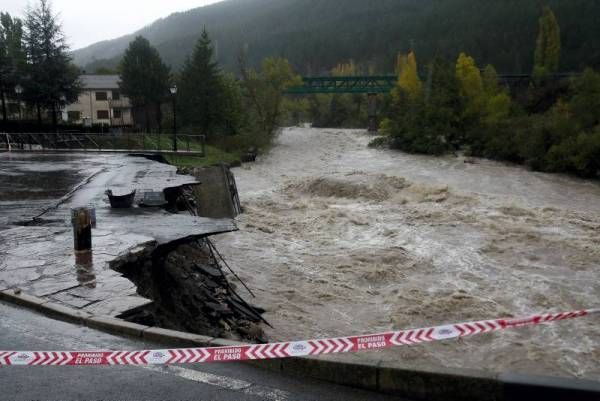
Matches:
[170,85,178,152]
[14,84,23,123]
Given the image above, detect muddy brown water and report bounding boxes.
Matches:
[214,127,600,379]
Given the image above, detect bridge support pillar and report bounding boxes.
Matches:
[367,93,378,133]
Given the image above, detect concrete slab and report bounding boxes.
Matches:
[49,292,96,309]
[83,295,152,317]
[0,153,237,326]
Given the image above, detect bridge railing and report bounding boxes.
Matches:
[1,132,206,156]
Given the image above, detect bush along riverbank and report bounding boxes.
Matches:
[377,7,600,179]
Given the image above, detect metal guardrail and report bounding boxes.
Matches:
[1,132,206,156]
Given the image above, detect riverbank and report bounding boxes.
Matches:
[214,127,600,380]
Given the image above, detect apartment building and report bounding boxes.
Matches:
[63,75,133,127]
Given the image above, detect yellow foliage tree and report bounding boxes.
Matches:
[456,53,484,104]
[396,51,422,99]
[456,53,512,125]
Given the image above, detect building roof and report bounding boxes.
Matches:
[80,75,121,90]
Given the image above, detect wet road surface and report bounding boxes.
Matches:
[0,301,408,401]
[0,153,111,228]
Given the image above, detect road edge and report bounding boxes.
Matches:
[1,289,599,401]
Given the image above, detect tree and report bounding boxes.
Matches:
[421,57,462,151]
[178,28,226,138]
[397,52,422,99]
[568,68,600,131]
[119,36,170,132]
[533,6,561,80]
[482,64,500,96]
[23,0,80,129]
[240,56,301,148]
[382,57,460,155]
[0,12,25,124]
[455,52,484,121]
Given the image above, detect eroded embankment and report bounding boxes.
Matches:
[107,185,266,342]
[92,164,262,342]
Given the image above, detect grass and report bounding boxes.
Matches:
[62,132,243,168]
[165,145,240,168]
[85,132,240,168]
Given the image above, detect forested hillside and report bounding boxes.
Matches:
[74,0,600,75]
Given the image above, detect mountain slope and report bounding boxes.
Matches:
[73,0,600,75]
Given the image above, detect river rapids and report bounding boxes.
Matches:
[213,127,600,379]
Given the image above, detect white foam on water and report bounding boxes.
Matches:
[214,128,600,380]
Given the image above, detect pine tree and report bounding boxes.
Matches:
[0,13,26,124]
[177,28,225,138]
[23,0,80,129]
[421,57,462,151]
[533,6,561,80]
[119,36,170,132]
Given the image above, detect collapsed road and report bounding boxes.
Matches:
[0,152,265,342]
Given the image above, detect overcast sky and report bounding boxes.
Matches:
[3,0,223,50]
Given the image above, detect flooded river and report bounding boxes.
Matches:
[215,127,600,379]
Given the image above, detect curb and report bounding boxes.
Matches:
[1,289,598,401]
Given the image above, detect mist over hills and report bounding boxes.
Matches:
[73,0,600,75]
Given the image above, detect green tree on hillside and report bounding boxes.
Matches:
[383,57,460,155]
[533,6,561,81]
[178,28,230,138]
[0,12,26,123]
[544,70,600,176]
[23,0,80,129]
[119,36,170,132]
[568,68,600,131]
[240,56,301,148]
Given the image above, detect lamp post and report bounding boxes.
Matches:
[14,84,23,126]
[170,85,178,152]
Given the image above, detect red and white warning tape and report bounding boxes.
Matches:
[1,309,597,366]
